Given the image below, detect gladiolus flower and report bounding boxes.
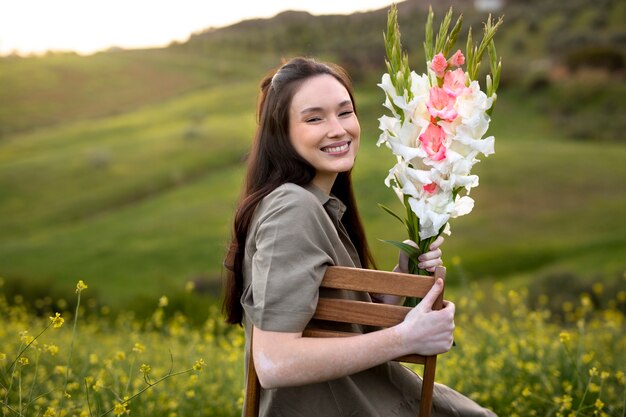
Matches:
[419,123,447,161]
[423,183,437,194]
[443,68,470,97]
[430,53,448,77]
[448,49,465,67]
[426,86,458,121]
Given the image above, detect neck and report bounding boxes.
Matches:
[312,173,337,195]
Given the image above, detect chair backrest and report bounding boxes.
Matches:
[244,265,446,417]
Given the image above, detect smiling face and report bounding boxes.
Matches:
[288,74,360,194]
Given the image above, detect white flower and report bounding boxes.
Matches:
[408,193,452,240]
[378,52,495,242]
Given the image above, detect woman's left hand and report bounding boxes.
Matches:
[396,236,445,274]
[418,235,445,273]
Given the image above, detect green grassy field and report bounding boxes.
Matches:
[1,75,624,308]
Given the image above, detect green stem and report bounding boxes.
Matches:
[98,368,194,417]
[6,322,52,375]
[60,290,82,409]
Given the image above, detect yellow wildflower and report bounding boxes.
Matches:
[44,344,60,356]
[185,281,195,292]
[559,332,570,344]
[522,387,531,397]
[132,342,145,353]
[76,280,88,294]
[139,363,151,375]
[49,312,64,328]
[616,371,625,384]
[158,295,168,307]
[594,398,604,410]
[43,407,56,417]
[600,371,609,380]
[20,330,34,344]
[558,394,572,410]
[113,396,130,416]
[193,358,205,371]
[113,402,128,416]
[589,367,598,377]
[18,357,29,366]
[115,351,126,361]
[592,282,603,295]
[92,379,105,392]
[0,353,6,361]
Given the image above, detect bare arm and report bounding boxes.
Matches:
[253,278,454,389]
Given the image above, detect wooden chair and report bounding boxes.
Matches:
[244,265,446,417]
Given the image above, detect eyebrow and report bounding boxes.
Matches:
[300,100,353,114]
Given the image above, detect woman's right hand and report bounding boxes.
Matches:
[396,278,455,356]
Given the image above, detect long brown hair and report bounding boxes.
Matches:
[222,57,376,325]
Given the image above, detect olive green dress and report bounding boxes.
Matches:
[241,183,497,417]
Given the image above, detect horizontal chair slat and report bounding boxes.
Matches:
[322,266,436,298]
[314,298,410,327]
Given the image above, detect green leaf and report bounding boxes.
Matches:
[380,239,422,260]
[434,7,453,55]
[424,6,434,61]
[444,12,464,56]
[378,203,405,225]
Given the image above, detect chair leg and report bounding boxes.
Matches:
[244,335,261,417]
[419,356,437,417]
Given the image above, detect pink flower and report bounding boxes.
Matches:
[419,123,447,161]
[426,86,458,121]
[423,183,437,194]
[430,53,448,78]
[443,68,470,97]
[448,49,465,67]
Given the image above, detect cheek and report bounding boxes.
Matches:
[351,118,361,138]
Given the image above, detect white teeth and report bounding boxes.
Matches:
[323,143,349,153]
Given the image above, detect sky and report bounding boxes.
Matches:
[0,0,395,56]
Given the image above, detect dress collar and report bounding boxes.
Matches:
[304,183,347,220]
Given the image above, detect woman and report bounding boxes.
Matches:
[223,57,496,416]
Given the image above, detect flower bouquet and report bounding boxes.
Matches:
[377,5,503,305]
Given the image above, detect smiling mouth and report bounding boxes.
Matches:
[321,141,350,154]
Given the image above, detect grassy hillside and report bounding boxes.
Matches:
[0,0,624,309]
[1,79,624,308]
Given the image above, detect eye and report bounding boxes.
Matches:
[305,116,322,123]
[339,110,354,117]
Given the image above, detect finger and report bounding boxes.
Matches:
[419,247,442,262]
[415,278,444,312]
[429,236,445,250]
[422,258,443,273]
[403,239,418,249]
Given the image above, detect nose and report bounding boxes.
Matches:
[327,116,347,138]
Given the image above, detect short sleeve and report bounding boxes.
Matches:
[241,185,336,332]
